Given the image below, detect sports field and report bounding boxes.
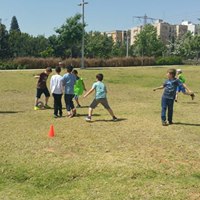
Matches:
[0,66,200,200]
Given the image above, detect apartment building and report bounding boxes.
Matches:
[104,30,130,45]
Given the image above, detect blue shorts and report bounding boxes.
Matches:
[177,85,186,93]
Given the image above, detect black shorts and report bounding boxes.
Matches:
[36,88,50,98]
[90,98,110,109]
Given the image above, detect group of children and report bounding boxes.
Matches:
[34,66,195,125]
[34,65,117,121]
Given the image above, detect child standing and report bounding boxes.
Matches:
[84,73,117,122]
[34,67,52,110]
[62,65,77,118]
[175,69,195,102]
[50,66,63,118]
[153,68,191,126]
[72,69,87,108]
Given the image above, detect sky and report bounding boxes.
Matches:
[1,0,200,37]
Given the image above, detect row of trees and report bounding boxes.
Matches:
[1,15,200,60]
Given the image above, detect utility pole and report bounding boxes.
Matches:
[126,31,130,57]
[78,0,88,69]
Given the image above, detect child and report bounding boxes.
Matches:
[34,67,52,110]
[50,66,63,118]
[62,65,77,118]
[175,69,195,102]
[153,68,193,126]
[72,69,87,108]
[84,73,117,122]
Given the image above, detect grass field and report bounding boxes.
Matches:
[0,66,200,200]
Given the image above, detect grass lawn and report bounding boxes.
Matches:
[0,66,200,200]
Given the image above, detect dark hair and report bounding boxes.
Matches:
[46,67,52,73]
[66,65,73,73]
[55,66,61,73]
[73,69,78,74]
[96,73,103,81]
[168,68,176,78]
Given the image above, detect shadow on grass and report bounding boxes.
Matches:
[76,113,101,117]
[90,118,127,123]
[181,102,198,105]
[174,122,200,127]
[0,111,24,114]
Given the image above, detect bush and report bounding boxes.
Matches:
[0,57,156,70]
[155,57,183,65]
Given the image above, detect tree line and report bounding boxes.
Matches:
[0,15,200,61]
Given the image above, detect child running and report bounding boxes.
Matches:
[84,73,117,122]
[72,69,87,108]
[175,69,195,102]
[62,65,77,118]
[34,67,52,110]
[50,66,63,118]
[153,68,193,126]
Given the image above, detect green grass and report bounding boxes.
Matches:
[0,66,200,200]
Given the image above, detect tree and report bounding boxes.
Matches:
[85,31,113,58]
[10,16,20,32]
[56,14,83,58]
[133,24,165,57]
[0,23,11,59]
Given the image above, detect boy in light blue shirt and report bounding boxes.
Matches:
[62,65,77,117]
[84,73,117,121]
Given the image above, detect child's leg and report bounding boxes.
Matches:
[74,95,81,107]
[88,107,93,117]
[58,94,63,116]
[101,99,117,119]
[64,94,71,116]
[53,94,59,116]
[175,91,178,102]
[161,97,167,122]
[167,99,174,123]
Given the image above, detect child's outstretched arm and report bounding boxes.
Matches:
[84,88,95,98]
[153,85,164,91]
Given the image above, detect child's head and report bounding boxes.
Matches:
[176,69,182,75]
[96,73,103,81]
[66,65,73,73]
[55,66,61,74]
[45,67,52,75]
[72,69,78,75]
[167,69,176,79]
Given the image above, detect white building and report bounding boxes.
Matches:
[181,21,197,35]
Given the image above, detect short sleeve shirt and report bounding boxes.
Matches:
[162,78,183,99]
[37,72,48,89]
[92,81,107,99]
[62,73,76,94]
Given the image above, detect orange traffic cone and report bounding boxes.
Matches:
[48,125,55,138]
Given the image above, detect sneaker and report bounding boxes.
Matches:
[59,113,63,117]
[85,116,91,122]
[44,105,51,109]
[76,104,81,108]
[162,121,168,126]
[191,93,195,100]
[168,121,173,125]
[34,106,40,110]
[54,114,58,118]
[112,116,118,121]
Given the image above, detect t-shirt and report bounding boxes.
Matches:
[162,78,183,99]
[50,74,63,94]
[74,76,84,96]
[92,81,107,99]
[178,74,186,83]
[37,72,48,89]
[62,73,76,94]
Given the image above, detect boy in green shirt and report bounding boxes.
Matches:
[175,69,195,102]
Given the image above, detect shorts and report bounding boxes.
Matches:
[176,85,186,93]
[90,98,111,109]
[36,88,50,98]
